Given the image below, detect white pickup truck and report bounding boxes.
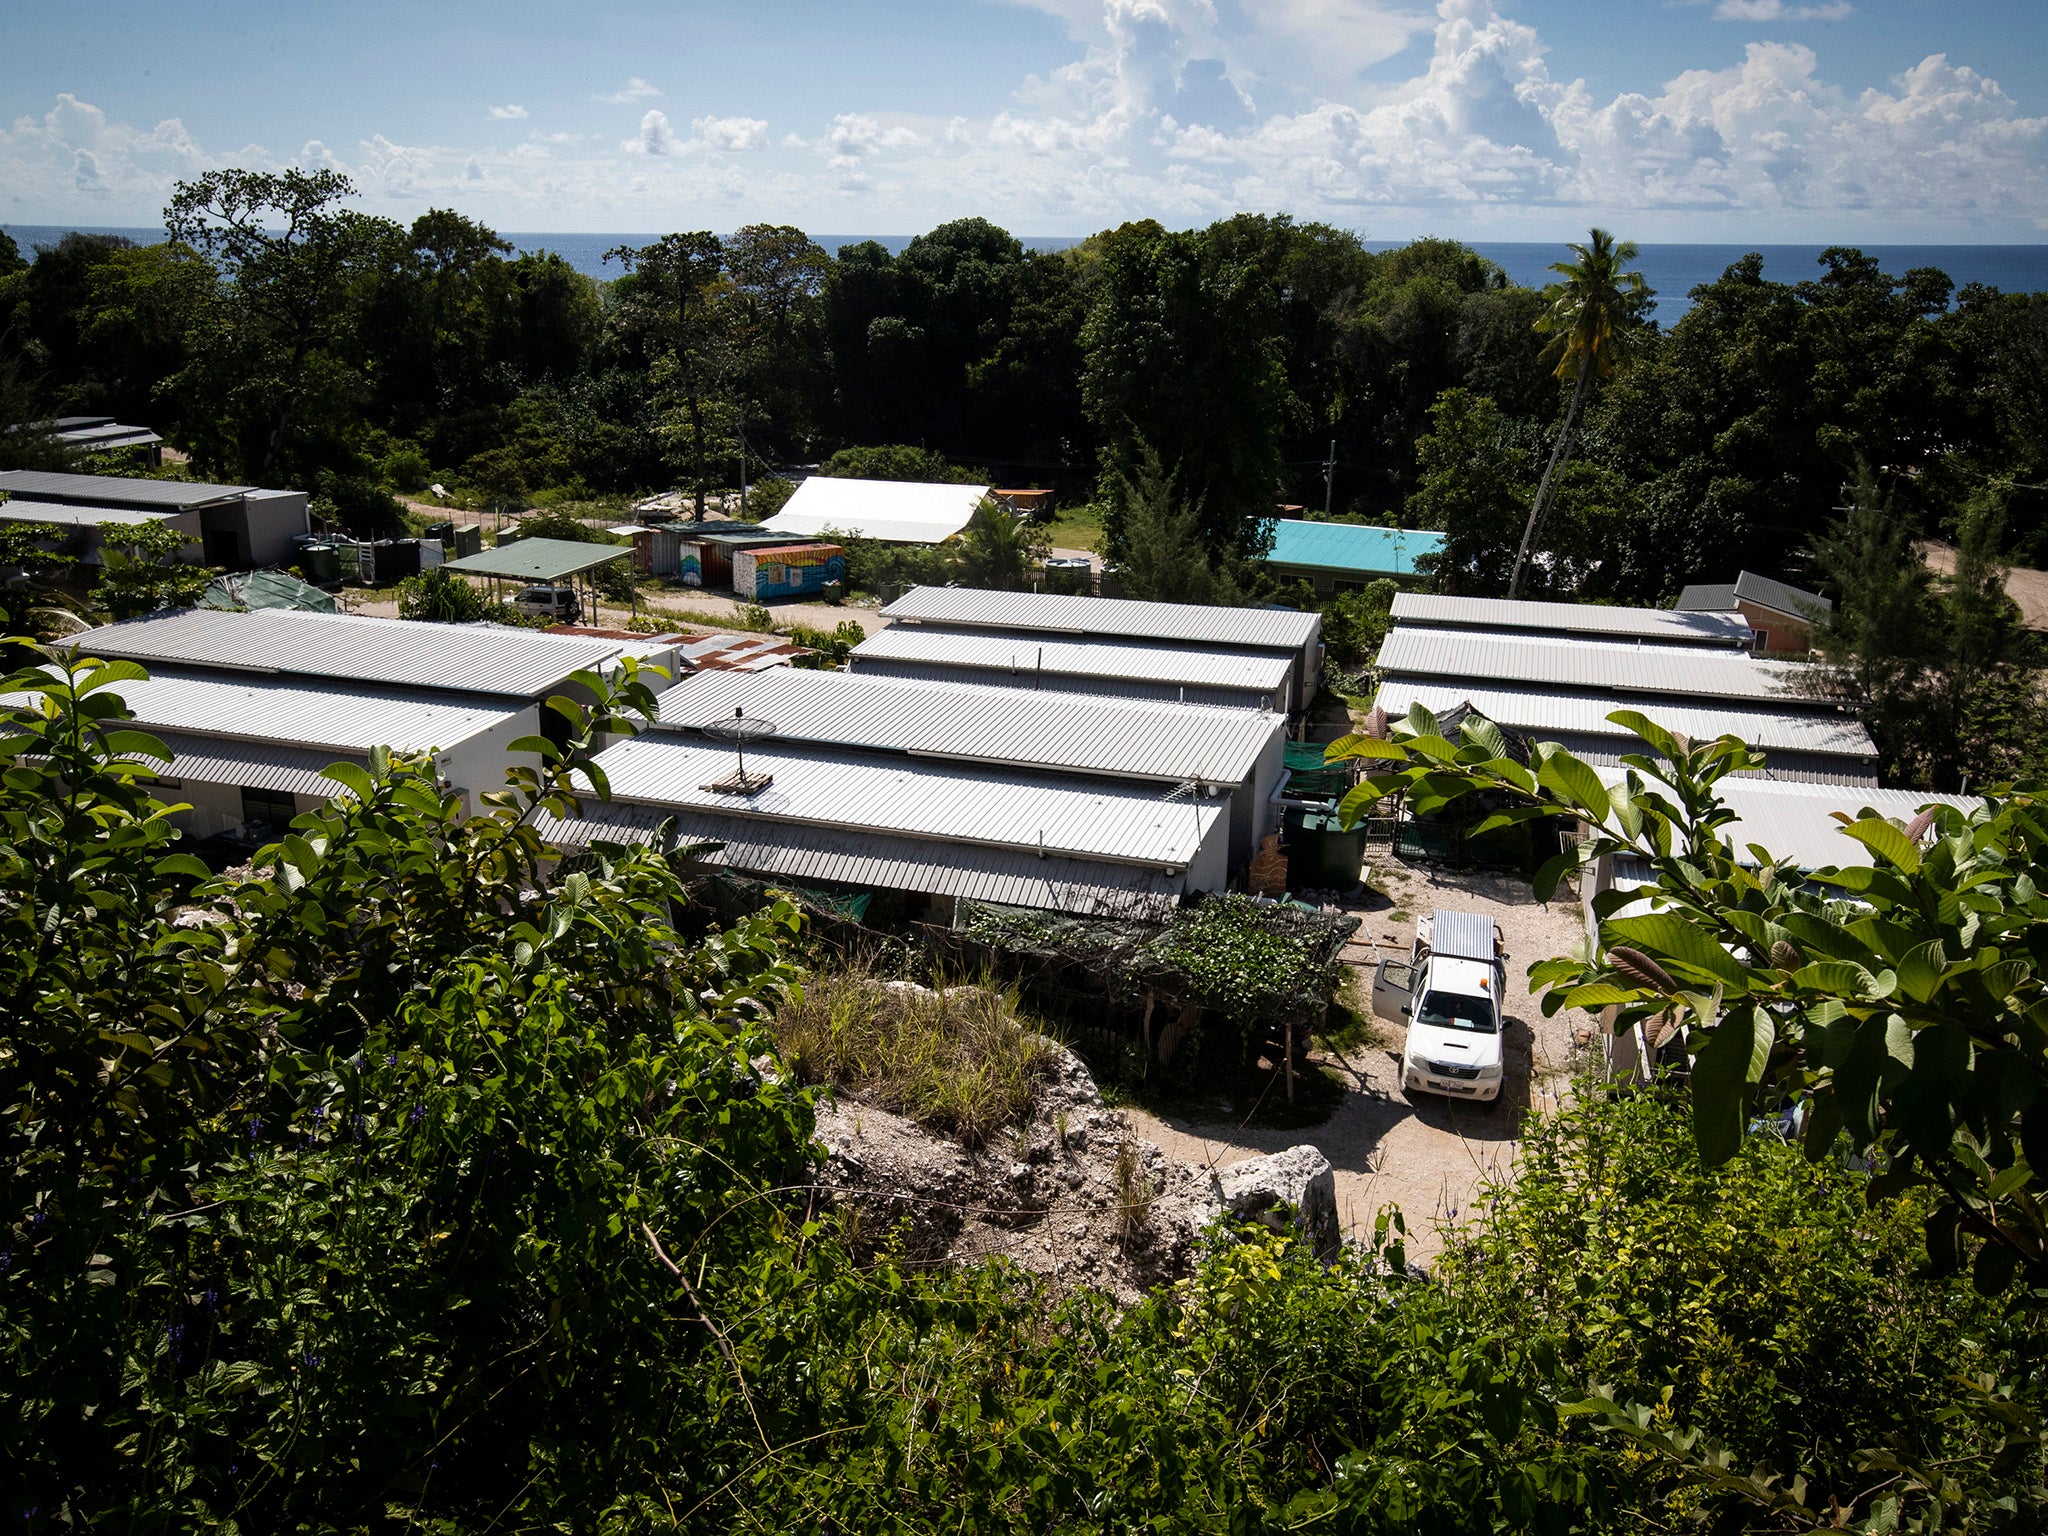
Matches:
[1371,908,1507,1102]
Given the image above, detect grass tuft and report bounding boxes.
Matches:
[771,971,1057,1148]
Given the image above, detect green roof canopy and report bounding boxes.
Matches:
[440,537,630,582]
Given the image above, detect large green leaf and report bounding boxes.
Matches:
[1690,1006,1776,1165]
[1605,912,1748,989]
[1837,816,1922,874]
[1536,750,1609,824]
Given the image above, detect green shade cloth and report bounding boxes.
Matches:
[440,537,630,582]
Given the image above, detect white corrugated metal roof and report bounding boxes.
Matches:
[1390,592,1754,646]
[1593,769,1980,870]
[1372,679,1875,760]
[30,666,527,756]
[882,586,1320,651]
[654,668,1279,784]
[1503,732,1876,786]
[537,802,1182,918]
[585,732,1222,869]
[852,624,1293,695]
[141,732,363,798]
[0,500,177,528]
[68,608,634,699]
[759,477,988,544]
[1376,627,1806,705]
[0,469,250,508]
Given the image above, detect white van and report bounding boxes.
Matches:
[504,585,581,624]
[1371,908,1506,1102]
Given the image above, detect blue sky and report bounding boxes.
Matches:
[4,1,2043,239]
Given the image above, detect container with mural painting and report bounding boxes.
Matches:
[732,542,848,601]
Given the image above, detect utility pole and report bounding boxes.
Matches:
[1322,439,1336,517]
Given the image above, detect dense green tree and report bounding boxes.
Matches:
[819,442,985,483]
[1081,224,1287,560]
[1408,389,1533,595]
[606,232,737,519]
[165,169,399,483]
[1107,442,1247,605]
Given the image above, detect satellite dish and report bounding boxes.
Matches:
[699,705,778,795]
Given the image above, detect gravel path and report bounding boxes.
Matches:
[1128,862,1595,1261]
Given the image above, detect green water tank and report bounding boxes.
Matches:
[1286,812,1367,892]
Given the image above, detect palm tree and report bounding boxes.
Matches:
[1506,229,1649,598]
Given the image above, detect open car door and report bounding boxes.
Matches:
[1372,958,1416,1022]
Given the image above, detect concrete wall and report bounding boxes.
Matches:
[240,489,311,567]
[434,705,546,812]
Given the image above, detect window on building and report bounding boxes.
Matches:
[239,787,297,833]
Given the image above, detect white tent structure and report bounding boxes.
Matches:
[756,476,989,545]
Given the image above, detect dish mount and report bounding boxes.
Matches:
[699,705,778,795]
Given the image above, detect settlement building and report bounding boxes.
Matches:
[0,469,307,568]
[1676,571,1832,655]
[1260,520,1444,593]
[878,585,1324,709]
[26,667,537,841]
[47,607,688,843]
[67,606,675,702]
[1389,592,1754,648]
[1372,597,1878,783]
[653,666,1286,866]
[757,476,989,545]
[848,624,1297,713]
[538,730,1229,921]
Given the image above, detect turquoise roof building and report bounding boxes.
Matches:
[1260,519,1443,593]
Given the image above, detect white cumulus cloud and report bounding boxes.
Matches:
[595,76,661,104]
[692,115,770,151]
[2,1,2042,240]
[1714,1,1855,20]
[487,103,528,120]
[623,109,677,155]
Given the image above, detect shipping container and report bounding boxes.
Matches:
[731,543,848,602]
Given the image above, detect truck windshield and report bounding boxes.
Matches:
[1416,991,1497,1034]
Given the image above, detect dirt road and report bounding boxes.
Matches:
[1128,863,1595,1262]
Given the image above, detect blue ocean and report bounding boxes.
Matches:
[8,223,2046,322]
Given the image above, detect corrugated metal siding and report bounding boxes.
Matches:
[852,624,1293,694]
[1371,679,1875,759]
[589,732,1223,868]
[1429,909,1496,962]
[538,803,1182,918]
[881,585,1319,651]
[656,667,1279,783]
[0,469,249,508]
[1376,627,1802,704]
[1520,734,1878,786]
[69,608,633,699]
[1391,593,1753,645]
[0,500,171,527]
[50,666,527,755]
[849,657,1274,710]
[140,732,364,797]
